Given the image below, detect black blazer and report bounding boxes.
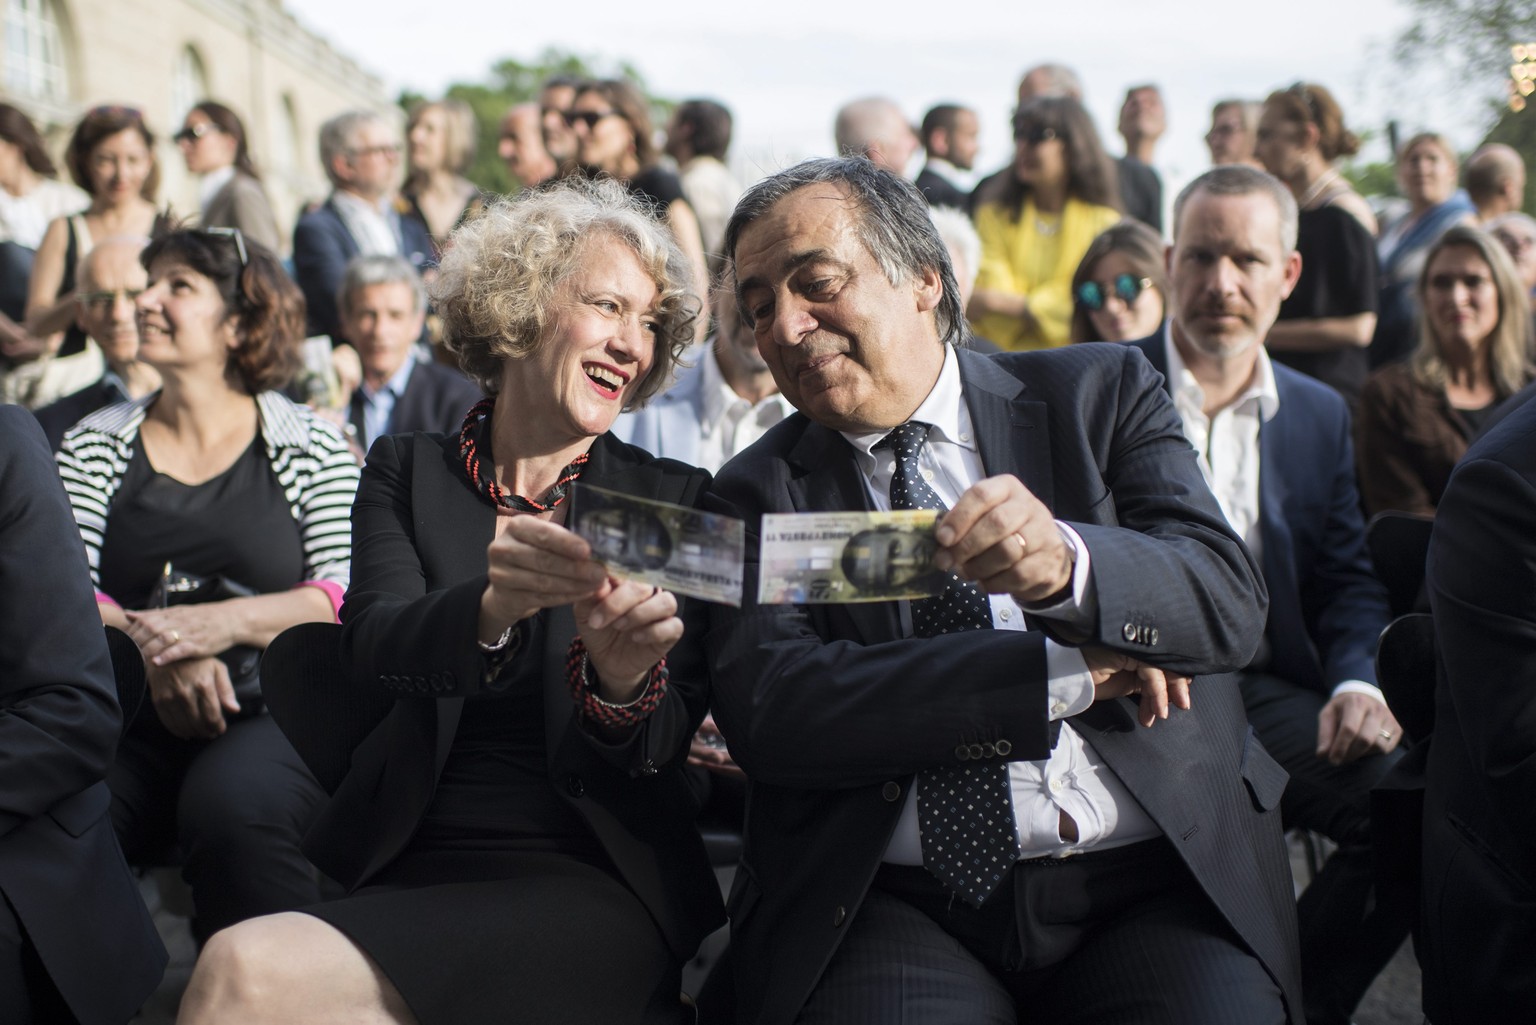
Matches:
[0,408,165,1024]
[706,344,1302,1024]
[1131,335,1390,692]
[914,165,969,209]
[1420,394,1536,1023]
[304,430,725,961]
[32,378,123,451]
[362,361,482,440]
[292,197,435,342]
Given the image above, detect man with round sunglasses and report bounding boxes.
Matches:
[1123,165,1406,1025]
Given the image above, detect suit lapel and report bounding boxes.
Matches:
[957,349,1053,513]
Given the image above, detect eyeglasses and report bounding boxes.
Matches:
[174,122,217,144]
[346,143,401,160]
[565,110,618,130]
[200,226,248,269]
[1075,274,1153,311]
[1013,124,1060,146]
[78,287,144,311]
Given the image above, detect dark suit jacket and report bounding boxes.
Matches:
[1420,395,1536,1023]
[706,344,1302,1024]
[914,165,968,209]
[292,197,434,342]
[1132,336,1390,693]
[203,172,281,255]
[352,360,482,443]
[32,377,124,451]
[0,408,165,1024]
[304,430,725,962]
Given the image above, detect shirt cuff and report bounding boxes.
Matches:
[1020,522,1096,626]
[1331,680,1387,706]
[1045,640,1095,720]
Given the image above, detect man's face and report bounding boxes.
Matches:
[341,281,425,384]
[1206,107,1254,166]
[711,287,770,379]
[1169,189,1301,364]
[942,110,980,171]
[336,121,400,199]
[498,106,553,186]
[733,183,945,433]
[1119,87,1166,144]
[76,245,147,366]
[873,118,920,177]
[1493,221,1536,290]
[540,84,578,164]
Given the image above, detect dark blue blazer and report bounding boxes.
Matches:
[0,408,165,1024]
[292,197,434,342]
[707,344,1302,1024]
[1130,335,1389,693]
[353,361,482,442]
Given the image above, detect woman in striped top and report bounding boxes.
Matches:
[55,227,359,944]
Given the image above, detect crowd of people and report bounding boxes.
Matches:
[1,56,1533,1025]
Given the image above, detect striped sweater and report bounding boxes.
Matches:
[55,391,359,603]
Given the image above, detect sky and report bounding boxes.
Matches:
[291,0,1508,202]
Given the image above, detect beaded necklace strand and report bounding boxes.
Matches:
[457,398,589,514]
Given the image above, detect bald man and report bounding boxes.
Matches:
[1464,144,1526,224]
[833,97,920,177]
[498,102,556,189]
[32,237,160,450]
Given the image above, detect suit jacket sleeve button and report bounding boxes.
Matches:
[980,742,996,758]
[955,745,971,761]
[566,774,585,797]
[995,740,1012,756]
[968,743,985,760]
[1122,622,1137,642]
[833,905,846,927]
[1149,628,1159,645]
[881,781,901,802]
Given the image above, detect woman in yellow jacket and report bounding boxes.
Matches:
[970,97,1122,350]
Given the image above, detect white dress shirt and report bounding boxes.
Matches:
[849,346,1161,862]
[355,357,416,450]
[1163,330,1383,705]
[331,189,401,257]
[695,352,792,473]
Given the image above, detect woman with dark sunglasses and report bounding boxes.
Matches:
[55,228,359,944]
[13,106,170,409]
[1069,220,1168,343]
[568,80,710,340]
[176,101,282,255]
[969,96,1122,351]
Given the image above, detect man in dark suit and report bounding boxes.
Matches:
[1128,164,1402,1025]
[707,157,1301,1024]
[914,104,978,209]
[0,408,166,1023]
[293,110,434,343]
[337,254,480,450]
[32,237,160,450]
[1419,395,1536,1023]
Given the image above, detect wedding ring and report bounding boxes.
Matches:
[1378,729,1393,741]
[169,630,180,645]
[1013,532,1028,556]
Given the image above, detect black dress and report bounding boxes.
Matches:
[101,439,326,942]
[1270,205,1379,408]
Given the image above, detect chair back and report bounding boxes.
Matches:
[1375,612,1437,743]
[1366,511,1435,618]
[260,622,394,795]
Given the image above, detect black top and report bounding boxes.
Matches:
[627,166,686,220]
[1271,205,1380,406]
[98,437,304,609]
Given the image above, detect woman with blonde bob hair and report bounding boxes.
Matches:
[402,98,485,251]
[177,176,723,1024]
[1357,223,1535,516]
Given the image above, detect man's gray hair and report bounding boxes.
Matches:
[338,254,427,318]
[1173,165,1299,253]
[724,157,967,347]
[319,110,391,188]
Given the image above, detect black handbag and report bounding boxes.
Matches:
[146,562,264,716]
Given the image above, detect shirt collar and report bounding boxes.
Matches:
[923,156,978,190]
[199,165,236,211]
[361,354,416,401]
[841,344,974,472]
[332,188,392,219]
[1163,327,1280,422]
[698,345,732,431]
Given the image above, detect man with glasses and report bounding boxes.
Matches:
[32,236,159,450]
[292,110,433,345]
[1125,165,1406,1025]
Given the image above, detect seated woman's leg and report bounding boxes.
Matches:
[177,715,326,941]
[178,912,415,1025]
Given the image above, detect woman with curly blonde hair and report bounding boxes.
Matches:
[177,175,723,1025]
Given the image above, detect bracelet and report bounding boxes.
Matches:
[565,636,668,729]
[478,625,516,653]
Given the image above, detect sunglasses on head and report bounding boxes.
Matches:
[200,226,248,269]
[1075,274,1152,311]
[564,110,617,130]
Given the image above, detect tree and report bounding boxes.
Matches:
[398,49,666,197]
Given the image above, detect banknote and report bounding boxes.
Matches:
[758,509,947,604]
[566,483,745,607]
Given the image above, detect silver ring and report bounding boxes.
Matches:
[169,630,180,645]
[1378,728,1393,741]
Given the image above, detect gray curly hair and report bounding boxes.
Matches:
[434,176,700,406]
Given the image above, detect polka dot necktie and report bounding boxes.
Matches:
[876,421,1020,907]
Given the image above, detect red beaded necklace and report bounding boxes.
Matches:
[457,398,589,514]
